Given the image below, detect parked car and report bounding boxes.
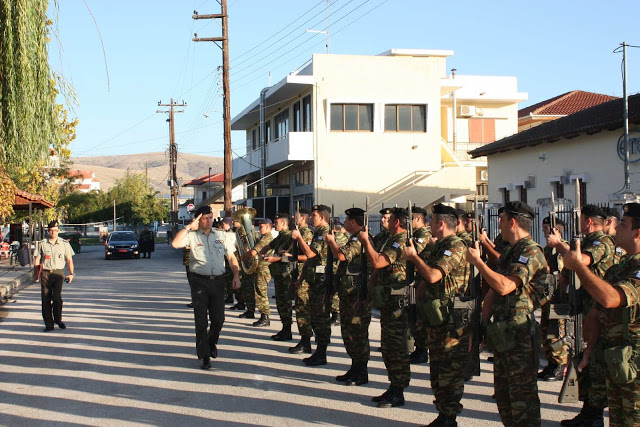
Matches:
[59,232,82,253]
[105,231,140,260]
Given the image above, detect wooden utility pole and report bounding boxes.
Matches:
[157,98,186,235]
[193,0,232,215]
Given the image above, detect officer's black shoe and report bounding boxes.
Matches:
[345,365,368,386]
[231,302,245,310]
[330,311,340,326]
[239,310,255,319]
[289,336,312,354]
[55,321,66,329]
[224,295,234,304]
[410,346,428,364]
[336,364,354,382]
[376,386,404,408]
[186,302,193,308]
[252,314,270,327]
[43,326,54,332]
[200,357,211,370]
[303,346,327,366]
[210,344,218,359]
[271,325,292,341]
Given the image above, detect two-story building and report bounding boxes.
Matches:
[230,49,528,217]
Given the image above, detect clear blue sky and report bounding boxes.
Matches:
[49,0,640,159]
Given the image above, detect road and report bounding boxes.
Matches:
[0,244,587,426]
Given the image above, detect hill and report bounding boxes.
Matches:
[71,152,224,196]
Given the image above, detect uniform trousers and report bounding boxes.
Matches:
[380,302,410,388]
[295,279,312,336]
[607,374,640,426]
[337,276,371,363]
[41,270,65,328]
[189,274,225,360]
[309,274,331,346]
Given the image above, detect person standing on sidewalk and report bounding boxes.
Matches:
[172,205,241,370]
[34,220,75,332]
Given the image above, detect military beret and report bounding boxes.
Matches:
[332,218,344,227]
[256,218,273,225]
[432,203,459,219]
[605,207,621,220]
[503,201,534,219]
[345,208,365,217]
[47,220,60,229]
[193,205,212,217]
[455,208,467,218]
[623,203,640,220]
[222,217,233,224]
[581,204,607,220]
[313,204,331,214]
[409,206,427,216]
[542,215,565,226]
[390,207,409,219]
[299,207,312,216]
[379,208,392,215]
[275,212,290,220]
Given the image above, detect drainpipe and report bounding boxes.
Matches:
[259,87,268,198]
[451,68,457,152]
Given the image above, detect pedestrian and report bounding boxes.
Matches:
[34,220,75,332]
[171,205,241,370]
[139,225,155,258]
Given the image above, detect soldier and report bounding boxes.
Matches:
[326,208,372,387]
[262,213,294,340]
[456,210,474,247]
[562,202,640,427]
[243,218,274,327]
[403,204,470,426]
[548,204,616,426]
[292,205,332,366]
[374,208,392,252]
[466,201,547,425]
[538,216,569,381]
[289,207,315,355]
[358,207,410,408]
[605,207,625,264]
[330,220,349,326]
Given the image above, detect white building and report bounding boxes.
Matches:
[230,49,527,218]
[69,170,101,193]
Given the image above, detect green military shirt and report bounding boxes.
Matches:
[296,225,314,275]
[423,234,469,300]
[412,226,432,255]
[493,236,548,321]
[337,232,364,274]
[373,228,390,252]
[253,232,274,267]
[267,228,292,276]
[457,231,473,247]
[378,231,408,289]
[302,224,330,283]
[37,237,74,270]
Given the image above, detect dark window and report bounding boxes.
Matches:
[274,109,289,140]
[331,104,373,132]
[519,186,527,204]
[502,188,510,204]
[265,120,271,143]
[293,102,301,132]
[554,181,564,199]
[252,128,257,150]
[384,104,426,132]
[302,95,312,131]
[477,183,488,196]
[202,191,207,201]
[580,181,587,207]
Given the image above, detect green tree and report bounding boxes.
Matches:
[108,171,168,225]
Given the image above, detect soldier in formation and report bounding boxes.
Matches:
[242,218,274,327]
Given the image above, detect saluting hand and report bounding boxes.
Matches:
[466,241,482,266]
[188,214,202,231]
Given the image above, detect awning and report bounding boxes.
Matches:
[14,189,53,210]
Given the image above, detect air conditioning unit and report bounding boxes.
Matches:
[458,105,476,117]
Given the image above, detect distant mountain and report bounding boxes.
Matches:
[71,152,223,196]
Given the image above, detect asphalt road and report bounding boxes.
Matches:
[0,244,589,426]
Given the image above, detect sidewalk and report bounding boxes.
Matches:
[0,263,34,304]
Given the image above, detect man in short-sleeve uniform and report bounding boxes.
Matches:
[467,201,547,425]
[172,205,241,370]
[35,220,75,332]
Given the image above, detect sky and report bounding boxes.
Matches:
[49,0,640,160]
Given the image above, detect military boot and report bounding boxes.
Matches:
[580,406,604,427]
[427,413,458,426]
[239,310,255,319]
[330,311,340,326]
[289,335,312,354]
[271,324,292,341]
[345,362,368,386]
[560,404,588,426]
[303,345,327,366]
[336,362,355,382]
[231,302,245,310]
[410,346,429,364]
[376,385,405,408]
[252,314,270,327]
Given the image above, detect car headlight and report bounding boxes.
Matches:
[107,245,114,249]
[131,244,138,249]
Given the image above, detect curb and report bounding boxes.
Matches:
[0,271,34,303]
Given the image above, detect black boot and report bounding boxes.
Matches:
[289,336,312,354]
[427,413,458,426]
[336,362,355,382]
[200,357,211,370]
[345,362,368,386]
[239,310,255,319]
[376,385,405,408]
[410,346,429,364]
[538,362,565,381]
[560,404,589,427]
[580,405,604,427]
[330,311,340,326]
[252,313,270,327]
[303,345,327,366]
[372,386,392,402]
[224,295,234,304]
[231,302,245,310]
[271,324,292,341]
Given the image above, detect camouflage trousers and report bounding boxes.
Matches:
[309,275,331,346]
[607,375,640,426]
[380,301,410,388]
[241,272,256,311]
[273,272,294,326]
[540,299,568,365]
[337,276,371,363]
[578,340,608,409]
[331,291,340,313]
[427,328,469,417]
[493,321,541,426]
[223,267,237,300]
[295,279,312,337]
[254,264,271,315]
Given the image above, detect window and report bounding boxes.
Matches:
[469,118,496,143]
[274,109,289,140]
[501,188,510,204]
[293,102,301,132]
[519,186,527,204]
[385,105,426,132]
[265,120,272,143]
[202,191,207,201]
[476,183,488,196]
[302,95,312,131]
[294,169,313,186]
[580,181,587,206]
[330,104,373,132]
[252,128,258,151]
[553,181,564,199]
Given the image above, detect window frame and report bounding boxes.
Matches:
[274,109,289,141]
[384,104,426,132]
[330,103,373,132]
[302,95,312,132]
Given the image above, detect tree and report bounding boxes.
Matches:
[108,172,168,226]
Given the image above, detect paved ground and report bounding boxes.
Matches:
[0,244,590,426]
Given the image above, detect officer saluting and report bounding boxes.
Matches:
[562,203,640,427]
[172,205,241,370]
[35,220,75,332]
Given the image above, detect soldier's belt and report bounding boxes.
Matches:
[453,297,477,310]
[191,272,220,280]
[390,287,408,296]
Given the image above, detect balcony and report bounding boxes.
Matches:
[232,132,313,179]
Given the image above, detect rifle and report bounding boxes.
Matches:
[405,200,417,334]
[352,197,369,325]
[324,204,335,302]
[287,202,301,292]
[556,180,584,403]
[462,196,482,378]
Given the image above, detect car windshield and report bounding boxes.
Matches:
[110,233,136,242]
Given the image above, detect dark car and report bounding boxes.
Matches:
[59,232,82,253]
[105,231,140,260]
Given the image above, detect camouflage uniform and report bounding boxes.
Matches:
[267,229,294,325]
[241,229,260,312]
[457,231,473,248]
[540,242,568,366]
[331,232,349,316]
[597,253,640,426]
[252,232,274,315]
[377,231,410,388]
[373,228,390,252]
[614,246,627,265]
[302,224,331,346]
[563,230,615,410]
[336,232,372,364]
[490,236,547,426]
[295,226,314,337]
[421,234,470,417]
[410,226,433,353]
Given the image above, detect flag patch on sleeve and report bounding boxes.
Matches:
[443,250,452,257]
[392,242,400,249]
[518,255,529,264]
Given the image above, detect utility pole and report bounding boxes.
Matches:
[157,98,186,236]
[113,200,116,232]
[193,0,232,215]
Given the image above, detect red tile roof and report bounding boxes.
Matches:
[518,90,618,118]
[14,189,53,209]
[183,172,224,186]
